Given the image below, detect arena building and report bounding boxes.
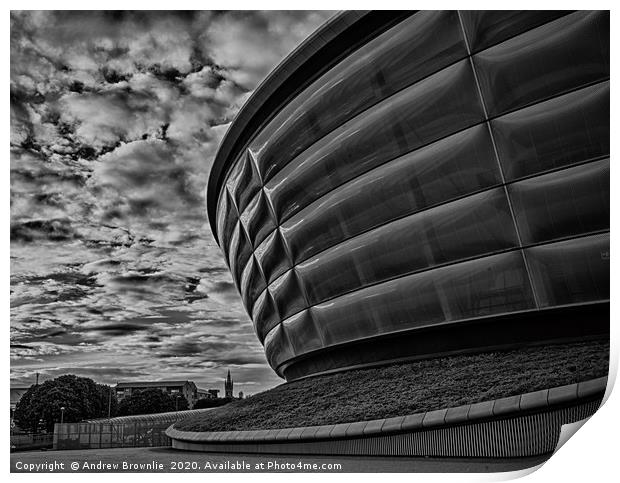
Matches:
[207,11,609,381]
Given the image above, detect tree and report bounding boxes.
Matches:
[117,389,188,416]
[13,375,117,433]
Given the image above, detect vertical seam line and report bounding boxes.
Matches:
[457,10,541,309]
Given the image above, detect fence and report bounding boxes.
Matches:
[11,432,54,452]
[53,408,212,450]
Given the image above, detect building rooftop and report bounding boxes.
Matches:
[115,381,194,389]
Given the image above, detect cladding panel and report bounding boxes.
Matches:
[211,11,609,379]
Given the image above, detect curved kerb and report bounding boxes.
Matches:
[166,377,606,457]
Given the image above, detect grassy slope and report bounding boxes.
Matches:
[176,341,609,432]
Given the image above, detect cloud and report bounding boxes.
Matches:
[10,10,333,394]
[90,323,152,336]
[59,91,165,149]
[10,218,76,243]
[196,279,240,307]
[205,11,334,88]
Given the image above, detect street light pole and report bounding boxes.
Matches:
[60,407,65,425]
[108,387,112,419]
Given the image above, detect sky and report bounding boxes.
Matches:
[9,10,335,395]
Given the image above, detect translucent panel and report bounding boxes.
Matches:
[269,269,307,321]
[265,60,485,223]
[282,310,323,357]
[492,81,609,181]
[227,151,262,214]
[298,188,518,305]
[226,224,241,289]
[525,233,609,307]
[474,11,609,117]
[281,124,501,263]
[249,11,468,183]
[264,324,293,369]
[509,159,609,245]
[238,194,255,242]
[239,152,263,213]
[254,229,292,284]
[223,156,244,210]
[239,256,267,314]
[460,11,572,53]
[215,188,237,262]
[227,221,252,288]
[252,289,280,343]
[239,255,254,309]
[239,190,277,248]
[216,189,227,246]
[311,251,535,347]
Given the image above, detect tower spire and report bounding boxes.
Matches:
[225,369,234,398]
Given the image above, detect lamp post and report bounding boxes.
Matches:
[107,387,112,419]
[175,395,180,412]
[60,407,65,425]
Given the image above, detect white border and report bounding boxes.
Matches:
[4,2,617,482]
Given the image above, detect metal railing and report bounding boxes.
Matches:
[53,409,212,450]
[11,432,54,452]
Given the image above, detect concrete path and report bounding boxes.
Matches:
[11,446,549,473]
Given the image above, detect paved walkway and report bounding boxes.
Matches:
[11,446,549,473]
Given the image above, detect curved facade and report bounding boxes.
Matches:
[208,11,610,381]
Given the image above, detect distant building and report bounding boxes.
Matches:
[224,370,233,399]
[115,381,198,409]
[197,388,220,400]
